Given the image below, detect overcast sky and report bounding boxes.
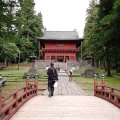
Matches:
[34,0,90,37]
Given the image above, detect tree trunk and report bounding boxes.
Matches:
[27,32,29,40]
[116,62,120,73]
[107,59,112,76]
[94,56,96,68]
[104,60,107,71]
[106,46,112,77]
[4,58,7,67]
[98,60,101,69]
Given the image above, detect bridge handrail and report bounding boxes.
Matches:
[94,74,120,109]
[0,74,39,120]
[96,85,120,93]
[2,84,36,103]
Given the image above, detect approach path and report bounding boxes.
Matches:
[10,70,120,120]
[42,69,87,96]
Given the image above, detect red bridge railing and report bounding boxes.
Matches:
[94,74,120,109]
[0,74,38,120]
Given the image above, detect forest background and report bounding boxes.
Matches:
[0,0,120,77]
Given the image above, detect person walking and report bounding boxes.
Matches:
[68,68,73,81]
[47,62,58,97]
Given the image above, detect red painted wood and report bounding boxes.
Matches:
[1,79,38,120]
[26,78,30,86]
[8,63,31,67]
[38,40,40,60]
[0,93,2,120]
[40,41,80,62]
[46,43,76,49]
[45,43,77,61]
[34,80,38,95]
[94,80,120,109]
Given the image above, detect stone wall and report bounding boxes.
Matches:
[34,60,92,70]
[35,60,51,68]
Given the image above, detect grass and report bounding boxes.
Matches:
[0,66,48,98]
[0,66,120,97]
[72,68,120,95]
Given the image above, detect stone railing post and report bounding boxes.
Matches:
[101,75,105,90]
[34,74,38,94]
[26,73,30,86]
[102,74,105,85]
[94,74,98,95]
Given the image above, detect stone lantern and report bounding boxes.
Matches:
[23,53,40,78]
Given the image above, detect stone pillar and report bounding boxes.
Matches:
[102,75,105,86]
[55,56,57,62]
[34,74,38,95]
[26,73,30,86]
[94,74,98,95]
[44,52,45,60]
[63,56,65,63]
[69,56,71,61]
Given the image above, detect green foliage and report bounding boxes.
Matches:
[84,0,120,76]
[84,0,100,59]
[0,0,44,63]
[17,0,44,61]
[0,42,20,62]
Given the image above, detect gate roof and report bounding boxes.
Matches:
[38,31,83,41]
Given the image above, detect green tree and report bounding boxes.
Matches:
[0,0,21,64]
[84,0,101,67]
[17,0,44,61]
[0,43,20,66]
[84,0,120,76]
[0,0,44,63]
[97,0,115,76]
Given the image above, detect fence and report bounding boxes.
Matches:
[0,74,38,120]
[94,74,120,109]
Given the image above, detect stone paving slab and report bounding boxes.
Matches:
[42,70,87,96]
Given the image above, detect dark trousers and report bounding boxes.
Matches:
[69,75,72,81]
[48,81,55,95]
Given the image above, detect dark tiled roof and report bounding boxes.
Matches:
[38,31,82,40]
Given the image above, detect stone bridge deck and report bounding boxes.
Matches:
[10,70,120,120]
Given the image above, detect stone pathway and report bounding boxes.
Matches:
[42,69,87,96]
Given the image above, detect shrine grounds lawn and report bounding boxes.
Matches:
[0,66,120,97]
[73,68,120,95]
[0,66,48,98]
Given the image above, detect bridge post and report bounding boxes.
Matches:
[102,75,105,85]
[34,74,38,94]
[94,74,98,95]
[102,75,105,90]
[26,73,30,86]
[0,84,2,120]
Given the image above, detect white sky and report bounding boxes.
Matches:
[34,0,90,37]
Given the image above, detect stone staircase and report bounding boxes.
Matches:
[34,60,92,70]
[54,62,67,69]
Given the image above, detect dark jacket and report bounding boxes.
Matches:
[47,67,58,81]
